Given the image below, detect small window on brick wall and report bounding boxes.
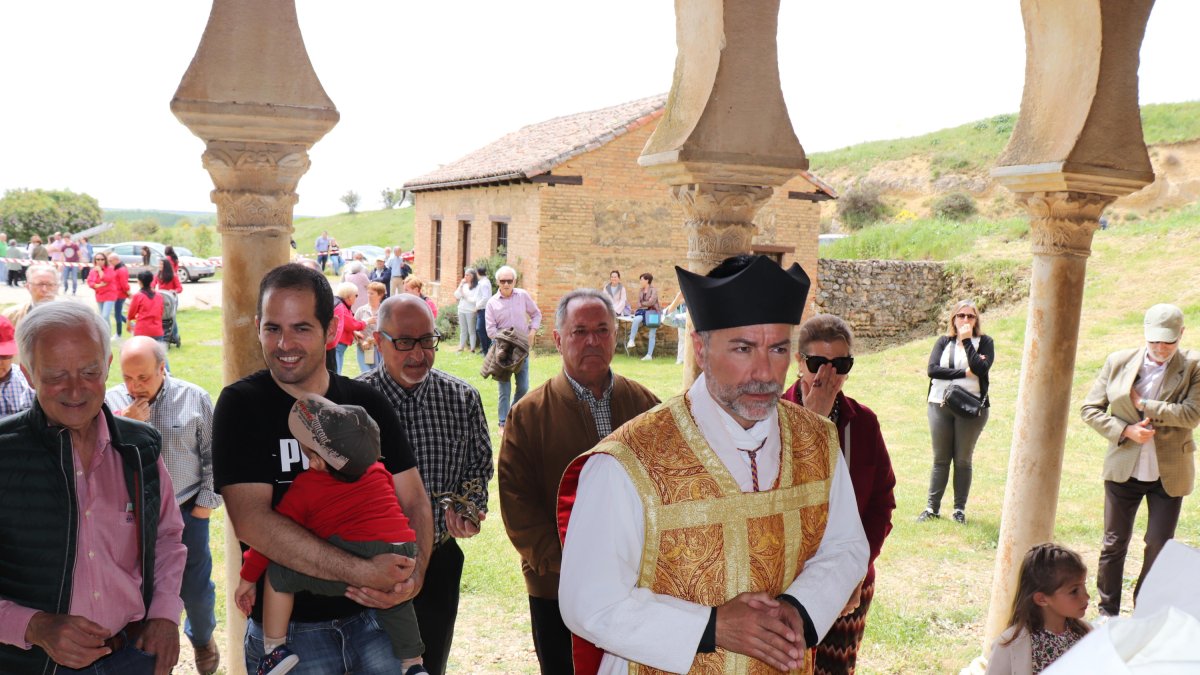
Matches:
[432,220,443,281]
[751,245,792,266]
[459,220,471,274]
[493,221,508,260]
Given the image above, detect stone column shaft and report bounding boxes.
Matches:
[172,1,339,670]
[983,191,1111,644]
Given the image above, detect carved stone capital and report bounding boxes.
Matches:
[1014,191,1115,258]
[669,183,772,271]
[211,190,298,234]
[202,142,311,193]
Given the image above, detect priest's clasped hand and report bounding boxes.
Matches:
[715,592,806,671]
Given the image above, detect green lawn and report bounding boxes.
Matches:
[292,207,415,252]
[94,204,1200,672]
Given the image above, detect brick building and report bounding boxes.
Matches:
[404,94,833,344]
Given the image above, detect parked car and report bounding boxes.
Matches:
[96,241,216,282]
[342,245,386,269]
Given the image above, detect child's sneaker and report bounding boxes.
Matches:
[257,645,300,675]
[404,665,429,675]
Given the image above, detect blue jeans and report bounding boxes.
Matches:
[153,336,171,373]
[63,265,78,294]
[113,298,126,336]
[244,611,403,674]
[356,345,376,374]
[476,312,491,355]
[56,643,156,674]
[628,314,658,357]
[180,509,217,647]
[335,342,349,374]
[98,301,115,331]
[497,357,529,426]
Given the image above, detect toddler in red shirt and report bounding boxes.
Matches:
[235,394,425,675]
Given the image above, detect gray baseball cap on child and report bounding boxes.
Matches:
[287,393,380,479]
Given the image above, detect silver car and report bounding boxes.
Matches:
[97,241,216,282]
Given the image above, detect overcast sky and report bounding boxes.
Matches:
[1,1,1196,217]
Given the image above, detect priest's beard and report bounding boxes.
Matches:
[706,376,781,423]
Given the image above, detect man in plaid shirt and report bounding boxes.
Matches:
[105,336,222,674]
[359,294,493,675]
[0,316,35,417]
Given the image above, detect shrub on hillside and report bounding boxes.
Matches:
[837,183,890,230]
[932,192,978,220]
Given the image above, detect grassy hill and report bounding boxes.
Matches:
[809,100,1200,176]
[292,207,414,251]
[103,208,216,227]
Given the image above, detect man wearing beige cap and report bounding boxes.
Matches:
[1082,303,1200,619]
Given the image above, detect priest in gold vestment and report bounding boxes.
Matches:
[559,255,869,675]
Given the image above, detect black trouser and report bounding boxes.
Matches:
[926,402,989,512]
[1097,478,1182,616]
[413,538,463,675]
[528,595,573,674]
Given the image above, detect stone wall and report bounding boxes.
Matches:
[815,259,949,339]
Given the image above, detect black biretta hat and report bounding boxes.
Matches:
[675,255,810,331]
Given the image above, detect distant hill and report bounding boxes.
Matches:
[809,101,1200,223]
[292,207,414,252]
[103,208,217,227]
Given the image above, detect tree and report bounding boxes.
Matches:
[0,188,101,241]
[381,188,398,209]
[341,190,361,214]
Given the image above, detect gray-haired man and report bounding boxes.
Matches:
[106,336,221,673]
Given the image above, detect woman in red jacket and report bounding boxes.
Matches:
[153,256,183,293]
[86,253,120,331]
[333,282,366,374]
[108,252,132,337]
[128,271,165,339]
[782,313,896,675]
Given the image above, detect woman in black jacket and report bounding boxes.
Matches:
[919,300,994,524]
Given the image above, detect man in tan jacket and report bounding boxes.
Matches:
[498,288,659,673]
[1082,303,1200,618]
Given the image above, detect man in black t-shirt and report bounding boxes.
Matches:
[213,263,433,675]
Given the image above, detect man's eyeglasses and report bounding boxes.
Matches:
[497,278,515,285]
[800,354,854,375]
[955,313,977,320]
[29,282,57,289]
[379,330,441,351]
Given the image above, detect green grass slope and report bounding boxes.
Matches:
[103,208,216,227]
[811,100,1200,176]
[292,207,415,251]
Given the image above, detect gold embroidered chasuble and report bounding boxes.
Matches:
[568,394,840,675]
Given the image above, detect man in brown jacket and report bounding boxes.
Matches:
[498,288,659,674]
[1081,303,1200,618]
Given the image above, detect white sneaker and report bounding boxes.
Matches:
[641,355,652,361]
[626,341,635,349]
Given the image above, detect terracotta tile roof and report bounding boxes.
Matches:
[404,94,668,191]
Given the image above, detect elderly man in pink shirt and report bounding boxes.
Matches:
[0,301,186,675]
[484,265,542,430]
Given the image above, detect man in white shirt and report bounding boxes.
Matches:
[1081,303,1200,618]
[558,255,868,674]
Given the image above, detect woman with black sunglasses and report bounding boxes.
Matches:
[920,299,994,525]
[782,313,896,675]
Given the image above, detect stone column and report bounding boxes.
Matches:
[978,0,1155,658]
[171,1,338,671]
[640,0,807,387]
